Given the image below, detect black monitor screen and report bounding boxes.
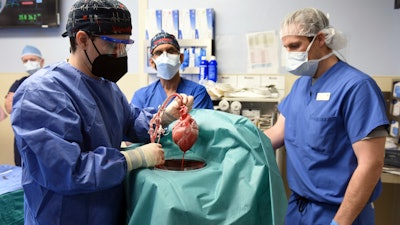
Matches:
[0,0,60,28]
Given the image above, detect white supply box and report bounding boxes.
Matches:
[145,9,162,40]
[178,9,196,39]
[162,9,179,38]
[195,8,214,39]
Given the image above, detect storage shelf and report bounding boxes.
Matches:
[221,97,280,103]
[381,171,400,184]
[386,80,400,174]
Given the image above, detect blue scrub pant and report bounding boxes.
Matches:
[285,193,374,225]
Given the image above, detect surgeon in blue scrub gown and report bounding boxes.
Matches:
[264,8,389,225]
[131,32,214,110]
[10,1,193,225]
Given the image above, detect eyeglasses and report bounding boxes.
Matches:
[152,47,180,57]
[93,35,135,57]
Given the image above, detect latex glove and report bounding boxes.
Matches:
[162,93,194,126]
[121,143,164,171]
[330,220,339,225]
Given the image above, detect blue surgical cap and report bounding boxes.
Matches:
[21,45,42,58]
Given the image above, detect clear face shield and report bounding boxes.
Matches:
[93,35,134,57]
[85,33,134,82]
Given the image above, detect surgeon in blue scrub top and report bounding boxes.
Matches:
[264,8,389,225]
[131,31,214,110]
[10,1,193,225]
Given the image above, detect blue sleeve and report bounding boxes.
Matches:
[342,79,389,143]
[12,89,128,195]
[192,86,214,109]
[125,103,157,143]
[177,80,214,110]
[131,88,145,109]
[277,78,300,117]
[130,82,165,110]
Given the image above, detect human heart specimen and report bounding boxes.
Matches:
[149,93,198,153]
[171,104,198,152]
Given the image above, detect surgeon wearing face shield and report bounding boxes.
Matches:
[130,32,214,111]
[10,1,194,225]
[264,8,389,225]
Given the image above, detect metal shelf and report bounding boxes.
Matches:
[381,170,400,184]
[221,97,280,103]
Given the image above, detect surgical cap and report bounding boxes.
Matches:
[150,32,180,54]
[21,45,42,58]
[62,0,132,38]
[280,8,347,50]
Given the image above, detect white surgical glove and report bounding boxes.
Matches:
[121,143,164,171]
[162,93,194,126]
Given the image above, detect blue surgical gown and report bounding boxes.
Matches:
[131,78,214,110]
[11,61,156,225]
[279,61,388,206]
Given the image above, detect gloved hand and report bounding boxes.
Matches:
[330,219,339,225]
[121,143,164,171]
[162,93,194,126]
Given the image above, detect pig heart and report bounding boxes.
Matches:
[172,113,199,152]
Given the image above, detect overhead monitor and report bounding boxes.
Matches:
[0,0,60,28]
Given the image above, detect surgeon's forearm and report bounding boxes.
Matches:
[263,114,285,149]
[333,167,379,224]
[264,128,284,149]
[333,138,384,225]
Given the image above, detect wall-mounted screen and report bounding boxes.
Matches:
[0,0,60,28]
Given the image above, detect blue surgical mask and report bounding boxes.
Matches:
[285,37,334,77]
[153,52,180,80]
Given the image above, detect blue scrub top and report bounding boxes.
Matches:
[279,61,389,205]
[131,78,214,110]
[11,61,156,225]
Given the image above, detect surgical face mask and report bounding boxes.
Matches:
[85,39,128,82]
[153,52,180,80]
[285,37,334,77]
[91,55,128,82]
[24,60,41,75]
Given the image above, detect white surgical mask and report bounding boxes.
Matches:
[24,60,41,75]
[285,37,334,77]
[153,52,180,80]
